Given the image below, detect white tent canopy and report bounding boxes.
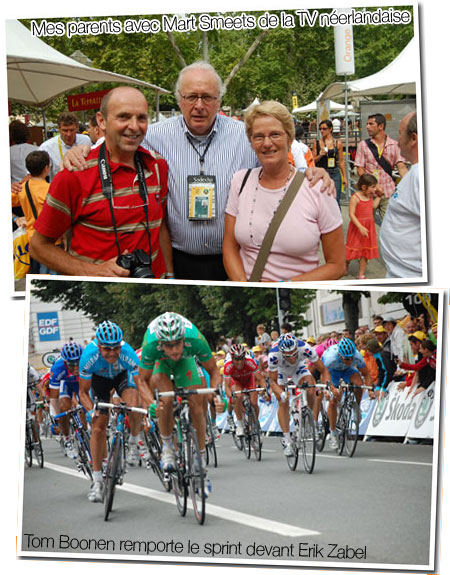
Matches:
[292,96,353,114]
[6,19,170,108]
[321,37,417,101]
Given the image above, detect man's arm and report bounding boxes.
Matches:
[78,378,93,412]
[360,364,373,388]
[136,367,154,409]
[396,161,408,177]
[159,220,174,277]
[311,359,331,385]
[62,144,92,171]
[30,231,130,277]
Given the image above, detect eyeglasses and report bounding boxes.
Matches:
[65,362,79,370]
[319,126,330,131]
[99,345,121,351]
[179,93,219,105]
[251,131,286,145]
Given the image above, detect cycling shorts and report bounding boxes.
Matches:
[329,367,360,386]
[277,365,311,386]
[230,374,256,389]
[59,379,80,400]
[152,357,203,388]
[92,371,137,413]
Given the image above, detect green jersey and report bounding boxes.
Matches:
[140,315,213,371]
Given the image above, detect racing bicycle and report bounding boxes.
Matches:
[231,387,265,461]
[155,387,217,525]
[96,401,148,521]
[54,405,93,481]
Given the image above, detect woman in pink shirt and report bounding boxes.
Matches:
[223,101,345,282]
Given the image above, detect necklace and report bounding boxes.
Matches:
[249,165,294,248]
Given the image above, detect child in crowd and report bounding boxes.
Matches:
[11,150,58,274]
[345,174,381,279]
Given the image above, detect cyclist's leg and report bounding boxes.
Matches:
[349,371,363,404]
[172,357,207,452]
[90,375,113,474]
[327,371,343,448]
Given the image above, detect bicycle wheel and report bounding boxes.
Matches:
[286,427,299,471]
[336,407,346,456]
[301,408,316,474]
[25,424,33,467]
[172,466,187,516]
[244,419,252,460]
[344,401,360,458]
[75,429,93,482]
[144,429,171,492]
[231,428,244,451]
[104,437,121,521]
[316,405,329,453]
[248,406,262,461]
[205,417,218,468]
[186,426,206,525]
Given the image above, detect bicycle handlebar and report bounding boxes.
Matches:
[96,402,148,415]
[53,405,85,420]
[156,387,218,399]
[232,387,266,397]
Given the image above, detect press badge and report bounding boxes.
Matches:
[327,157,336,169]
[187,175,217,220]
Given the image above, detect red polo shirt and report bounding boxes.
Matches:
[35,145,169,277]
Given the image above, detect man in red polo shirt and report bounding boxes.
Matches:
[30,87,173,278]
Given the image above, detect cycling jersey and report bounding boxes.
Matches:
[223,357,258,388]
[321,344,366,385]
[79,339,139,381]
[140,315,213,388]
[49,357,79,398]
[268,339,317,385]
[140,315,212,370]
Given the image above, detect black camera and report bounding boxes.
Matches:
[116,250,154,278]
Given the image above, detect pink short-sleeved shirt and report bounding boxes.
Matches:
[225,168,343,281]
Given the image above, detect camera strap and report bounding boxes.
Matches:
[98,142,153,259]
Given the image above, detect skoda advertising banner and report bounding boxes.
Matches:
[365,381,435,440]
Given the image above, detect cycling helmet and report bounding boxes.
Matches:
[323,337,338,350]
[154,312,185,342]
[96,320,123,346]
[338,337,356,358]
[230,343,246,359]
[60,341,83,362]
[278,333,298,355]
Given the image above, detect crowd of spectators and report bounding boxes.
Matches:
[213,311,437,401]
[9,61,421,286]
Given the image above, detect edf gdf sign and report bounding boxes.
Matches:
[37,312,60,341]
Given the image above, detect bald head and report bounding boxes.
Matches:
[398,111,418,164]
[99,86,148,118]
[97,86,149,165]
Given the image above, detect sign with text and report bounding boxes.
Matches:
[365,380,432,438]
[67,89,109,112]
[37,312,60,342]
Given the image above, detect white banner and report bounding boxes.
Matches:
[406,382,435,439]
[365,380,434,438]
[334,8,355,75]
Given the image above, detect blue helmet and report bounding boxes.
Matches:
[338,338,356,358]
[60,342,83,362]
[278,333,298,355]
[96,321,123,347]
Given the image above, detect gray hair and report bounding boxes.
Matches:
[175,61,225,104]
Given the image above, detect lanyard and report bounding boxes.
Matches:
[186,132,216,175]
[98,142,152,258]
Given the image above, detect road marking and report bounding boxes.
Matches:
[43,461,320,537]
[368,458,432,466]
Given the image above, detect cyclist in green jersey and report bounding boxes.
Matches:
[138,312,222,473]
